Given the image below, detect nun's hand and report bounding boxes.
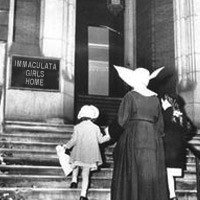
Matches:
[161,98,172,110]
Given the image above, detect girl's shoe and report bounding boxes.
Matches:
[69,182,78,188]
[79,196,88,200]
[170,197,178,200]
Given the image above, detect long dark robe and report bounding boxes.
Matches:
[111,91,169,200]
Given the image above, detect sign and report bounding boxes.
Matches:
[11,55,60,91]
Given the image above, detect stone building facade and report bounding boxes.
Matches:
[0,0,200,126]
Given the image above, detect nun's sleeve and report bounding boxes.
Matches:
[155,101,165,137]
[118,93,131,127]
[108,117,124,143]
[107,93,131,143]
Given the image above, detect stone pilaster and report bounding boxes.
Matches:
[40,0,76,122]
[174,0,200,126]
[0,42,6,132]
[124,0,136,69]
[4,0,76,122]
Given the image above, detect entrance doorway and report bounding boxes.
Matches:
[74,0,126,123]
[88,26,109,96]
[75,0,125,98]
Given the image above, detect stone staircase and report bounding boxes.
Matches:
[0,120,199,200]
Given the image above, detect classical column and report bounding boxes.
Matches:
[124,0,136,69]
[0,42,6,132]
[0,0,15,131]
[40,0,76,122]
[173,0,200,125]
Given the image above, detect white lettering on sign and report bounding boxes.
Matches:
[25,70,45,78]
[25,78,44,86]
[14,60,57,70]
[12,56,60,90]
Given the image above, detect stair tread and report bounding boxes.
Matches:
[0,187,110,191]
[1,121,199,200]
[1,133,71,138]
[0,174,111,179]
[0,148,113,154]
[0,165,112,170]
[5,120,74,128]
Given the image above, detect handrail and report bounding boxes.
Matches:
[186,142,200,200]
[195,157,200,200]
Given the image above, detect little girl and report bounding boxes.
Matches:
[63,105,110,200]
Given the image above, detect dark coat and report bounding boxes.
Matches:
[162,96,197,169]
[162,107,187,169]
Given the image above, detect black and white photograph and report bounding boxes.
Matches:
[0,0,200,200]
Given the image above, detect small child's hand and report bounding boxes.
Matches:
[104,127,111,140]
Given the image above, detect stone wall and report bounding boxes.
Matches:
[4,0,76,123]
[0,0,9,41]
[136,0,175,71]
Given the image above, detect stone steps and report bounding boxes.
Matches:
[0,133,71,143]
[0,188,197,200]
[5,120,74,132]
[0,174,111,189]
[0,147,113,163]
[0,188,110,200]
[0,165,113,177]
[0,173,197,190]
[0,169,196,190]
[1,155,113,167]
[0,139,114,152]
[0,120,199,200]
[176,190,197,200]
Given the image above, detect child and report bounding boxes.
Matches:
[63,105,110,200]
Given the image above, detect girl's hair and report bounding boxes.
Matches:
[79,117,92,122]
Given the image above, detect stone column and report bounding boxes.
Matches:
[173,0,200,125]
[40,0,76,122]
[0,42,6,132]
[124,0,136,69]
[0,0,15,131]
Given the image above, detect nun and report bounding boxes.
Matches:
[110,66,169,200]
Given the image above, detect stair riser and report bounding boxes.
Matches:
[182,173,198,180]
[3,157,114,167]
[0,142,57,151]
[5,126,73,133]
[0,167,113,177]
[176,191,197,200]
[1,148,196,165]
[1,136,70,143]
[0,166,197,180]
[1,152,113,164]
[176,180,197,190]
[0,177,196,190]
[0,143,114,154]
[186,156,199,163]
[0,177,112,188]
[1,136,116,151]
[2,131,72,137]
[0,189,110,200]
[186,164,197,172]
[0,189,195,200]
[4,156,195,172]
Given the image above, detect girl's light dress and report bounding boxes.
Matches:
[65,120,110,171]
